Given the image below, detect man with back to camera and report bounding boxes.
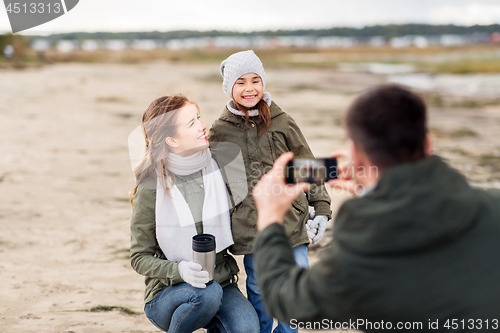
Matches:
[251,84,500,332]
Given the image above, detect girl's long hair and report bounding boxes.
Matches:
[130,94,195,204]
[234,98,271,136]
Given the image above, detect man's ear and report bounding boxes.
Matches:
[425,133,433,157]
[165,137,178,148]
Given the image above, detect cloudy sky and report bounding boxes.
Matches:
[2,0,500,34]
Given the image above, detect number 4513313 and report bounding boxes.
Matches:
[6,2,62,14]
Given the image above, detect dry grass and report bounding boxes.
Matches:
[83,305,141,316]
[423,92,500,109]
[430,126,479,140]
[5,44,500,74]
[425,59,500,74]
[478,154,500,173]
[95,95,131,103]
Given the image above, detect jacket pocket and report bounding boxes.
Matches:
[292,200,306,214]
[268,131,289,162]
[267,132,278,161]
[225,253,240,283]
[226,254,240,274]
[284,196,308,239]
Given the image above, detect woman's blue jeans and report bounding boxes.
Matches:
[244,244,309,333]
[145,282,259,333]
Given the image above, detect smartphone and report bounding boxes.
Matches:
[285,158,338,184]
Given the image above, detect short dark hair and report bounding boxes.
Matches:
[345,84,427,169]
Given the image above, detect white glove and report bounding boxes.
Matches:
[305,223,317,244]
[306,211,328,244]
[177,261,209,289]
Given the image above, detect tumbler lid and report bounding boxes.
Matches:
[192,234,216,252]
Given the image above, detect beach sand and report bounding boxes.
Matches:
[1,62,499,333]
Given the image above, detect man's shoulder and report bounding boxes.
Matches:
[473,187,500,212]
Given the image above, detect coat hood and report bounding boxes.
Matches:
[335,156,481,255]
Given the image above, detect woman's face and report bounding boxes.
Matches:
[232,73,264,109]
[166,102,208,156]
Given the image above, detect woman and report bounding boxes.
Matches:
[130,94,259,333]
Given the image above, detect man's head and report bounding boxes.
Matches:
[345,84,432,175]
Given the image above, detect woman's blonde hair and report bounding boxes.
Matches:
[130,94,196,203]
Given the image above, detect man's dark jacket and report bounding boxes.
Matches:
[254,156,500,332]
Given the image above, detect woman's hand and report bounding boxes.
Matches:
[178,261,209,288]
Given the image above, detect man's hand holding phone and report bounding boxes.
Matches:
[285,157,338,184]
[326,150,358,195]
[253,152,311,231]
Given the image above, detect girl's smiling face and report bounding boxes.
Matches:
[232,73,264,109]
[166,102,208,157]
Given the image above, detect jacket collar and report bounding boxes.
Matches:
[218,100,285,125]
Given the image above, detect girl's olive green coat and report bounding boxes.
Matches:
[209,101,332,255]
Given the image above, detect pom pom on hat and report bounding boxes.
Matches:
[220,50,266,98]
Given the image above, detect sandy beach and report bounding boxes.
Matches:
[1,61,499,333]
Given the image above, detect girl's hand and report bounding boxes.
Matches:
[307,211,329,244]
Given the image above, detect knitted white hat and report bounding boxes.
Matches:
[220,50,266,98]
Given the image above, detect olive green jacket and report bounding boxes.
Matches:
[209,101,332,255]
[130,176,239,305]
[254,156,500,330]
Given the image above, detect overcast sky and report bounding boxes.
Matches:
[2,0,500,35]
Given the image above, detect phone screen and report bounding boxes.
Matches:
[285,158,338,184]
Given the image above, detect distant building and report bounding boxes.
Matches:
[31,39,51,52]
[439,34,467,47]
[131,39,160,50]
[213,37,252,49]
[490,32,500,44]
[44,30,495,54]
[81,40,99,52]
[369,36,386,47]
[103,40,127,51]
[56,40,78,53]
[252,36,272,48]
[275,36,317,48]
[3,44,14,58]
[166,37,211,50]
[467,33,489,44]
[317,36,356,48]
[413,36,429,48]
[390,36,413,48]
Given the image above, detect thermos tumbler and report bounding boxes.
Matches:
[192,234,216,283]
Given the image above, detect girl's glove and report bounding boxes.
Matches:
[306,211,329,244]
[306,222,317,244]
[177,261,209,288]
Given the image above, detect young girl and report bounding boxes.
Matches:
[208,51,332,333]
[130,94,259,333]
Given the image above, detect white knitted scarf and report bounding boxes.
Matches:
[227,92,272,117]
[155,149,234,261]
[167,150,212,176]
